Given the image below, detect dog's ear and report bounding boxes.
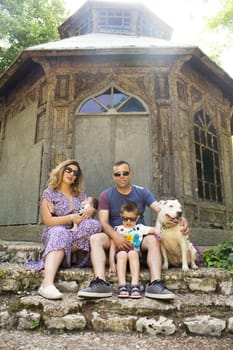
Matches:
[158,200,165,209]
[174,199,182,208]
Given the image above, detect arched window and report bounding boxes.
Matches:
[79,86,146,113]
[194,110,222,203]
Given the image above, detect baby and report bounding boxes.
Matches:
[70,196,98,231]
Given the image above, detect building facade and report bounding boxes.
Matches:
[0,0,232,244]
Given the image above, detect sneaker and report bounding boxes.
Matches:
[38,284,63,300]
[145,279,175,300]
[78,277,112,298]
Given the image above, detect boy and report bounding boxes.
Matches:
[109,201,156,298]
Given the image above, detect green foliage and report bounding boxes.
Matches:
[30,319,40,329]
[203,236,233,273]
[0,268,8,277]
[208,0,233,31]
[204,0,233,63]
[0,0,68,74]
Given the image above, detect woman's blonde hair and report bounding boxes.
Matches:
[47,159,84,196]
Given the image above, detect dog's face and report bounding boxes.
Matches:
[158,199,182,225]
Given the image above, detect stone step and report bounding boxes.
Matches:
[0,241,42,264]
[0,263,232,296]
[0,240,215,264]
[0,240,232,296]
[1,288,233,336]
[0,241,233,337]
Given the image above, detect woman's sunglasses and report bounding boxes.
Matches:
[64,166,79,177]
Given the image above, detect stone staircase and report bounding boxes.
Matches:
[0,240,233,337]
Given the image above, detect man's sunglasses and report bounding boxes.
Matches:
[64,166,79,176]
[113,171,130,177]
[122,216,137,222]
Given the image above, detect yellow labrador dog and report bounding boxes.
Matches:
[155,199,198,272]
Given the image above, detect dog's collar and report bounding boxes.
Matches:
[161,222,178,230]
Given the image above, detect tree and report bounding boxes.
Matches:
[208,0,233,32]
[0,0,68,75]
[205,0,233,66]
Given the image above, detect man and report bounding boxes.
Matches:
[78,160,189,299]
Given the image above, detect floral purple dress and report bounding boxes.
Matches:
[27,188,102,270]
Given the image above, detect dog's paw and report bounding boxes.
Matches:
[162,264,169,270]
[191,263,198,269]
[182,265,189,272]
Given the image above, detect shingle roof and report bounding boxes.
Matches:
[25,32,193,52]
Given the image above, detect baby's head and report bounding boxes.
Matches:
[86,196,98,209]
[120,201,139,228]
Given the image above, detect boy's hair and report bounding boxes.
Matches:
[120,201,138,214]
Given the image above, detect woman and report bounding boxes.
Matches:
[28,159,102,300]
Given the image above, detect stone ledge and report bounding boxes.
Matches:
[0,241,42,264]
[0,226,43,242]
[0,226,232,246]
[0,263,232,296]
[0,293,233,336]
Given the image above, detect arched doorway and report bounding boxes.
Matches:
[74,84,152,223]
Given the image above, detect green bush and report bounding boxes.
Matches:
[203,236,233,273]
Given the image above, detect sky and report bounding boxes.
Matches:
[65,0,233,77]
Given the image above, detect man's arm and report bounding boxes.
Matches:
[98,209,132,250]
[150,200,160,214]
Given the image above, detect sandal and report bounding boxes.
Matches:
[130,285,142,299]
[117,285,130,298]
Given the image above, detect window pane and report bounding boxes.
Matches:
[194,126,199,142]
[205,114,211,125]
[211,184,216,201]
[205,183,210,200]
[213,136,218,150]
[96,88,112,108]
[209,123,216,134]
[203,148,214,182]
[216,169,221,184]
[214,153,219,167]
[195,144,201,160]
[207,133,212,147]
[217,186,222,202]
[196,161,202,179]
[194,110,204,126]
[201,130,206,144]
[198,181,203,198]
[118,98,145,112]
[113,88,128,108]
[194,110,222,203]
[80,99,107,113]
[78,86,147,114]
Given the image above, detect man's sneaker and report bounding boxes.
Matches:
[78,277,112,298]
[145,279,175,300]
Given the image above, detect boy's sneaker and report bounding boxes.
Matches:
[145,279,175,300]
[78,277,112,298]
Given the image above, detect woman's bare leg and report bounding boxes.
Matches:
[42,250,65,287]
